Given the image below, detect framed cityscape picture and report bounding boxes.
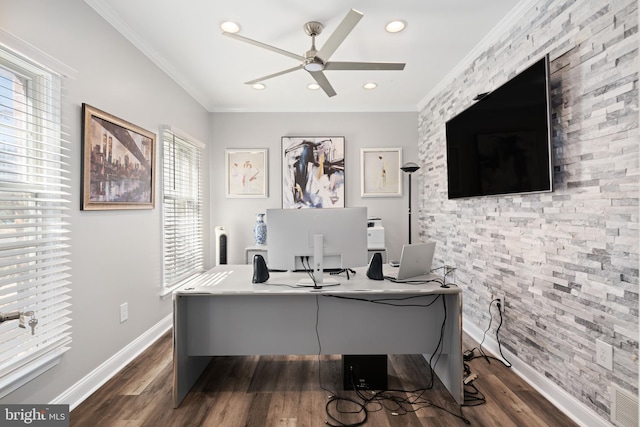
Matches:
[281,136,345,209]
[81,104,156,210]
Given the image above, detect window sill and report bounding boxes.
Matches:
[160,271,207,300]
[160,283,182,300]
[0,347,68,399]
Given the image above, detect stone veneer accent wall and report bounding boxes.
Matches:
[417,0,638,422]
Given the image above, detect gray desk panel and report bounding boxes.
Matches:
[185,293,450,356]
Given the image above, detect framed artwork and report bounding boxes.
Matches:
[281,136,345,209]
[81,104,156,210]
[360,147,403,197]
[225,149,268,198]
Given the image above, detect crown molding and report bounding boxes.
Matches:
[84,0,210,111]
[417,0,539,111]
[0,28,77,79]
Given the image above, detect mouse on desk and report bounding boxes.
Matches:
[389,260,400,267]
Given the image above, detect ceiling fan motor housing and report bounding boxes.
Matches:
[303,21,323,36]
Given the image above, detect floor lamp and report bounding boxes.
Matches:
[401,162,420,244]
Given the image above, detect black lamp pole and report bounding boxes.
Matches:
[401,162,420,244]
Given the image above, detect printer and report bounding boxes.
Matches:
[367,218,385,250]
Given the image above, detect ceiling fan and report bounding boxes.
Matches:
[222,9,406,97]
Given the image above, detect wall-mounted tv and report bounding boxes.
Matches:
[445,55,553,199]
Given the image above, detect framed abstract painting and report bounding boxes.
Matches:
[281,136,345,209]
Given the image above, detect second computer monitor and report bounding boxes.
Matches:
[266,207,368,278]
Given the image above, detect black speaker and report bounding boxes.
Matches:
[252,254,270,283]
[366,252,384,280]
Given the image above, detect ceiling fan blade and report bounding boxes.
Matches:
[309,71,337,97]
[244,65,305,85]
[315,9,363,62]
[324,61,406,71]
[223,32,305,62]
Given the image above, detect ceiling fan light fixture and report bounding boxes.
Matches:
[363,82,377,90]
[252,83,266,90]
[220,21,240,33]
[385,20,406,33]
[304,60,324,72]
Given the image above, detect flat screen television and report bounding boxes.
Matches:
[445,55,553,199]
[266,207,368,287]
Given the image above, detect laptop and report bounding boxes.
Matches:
[393,241,437,280]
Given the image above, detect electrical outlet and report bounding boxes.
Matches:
[596,339,613,370]
[120,302,128,323]
[497,293,505,313]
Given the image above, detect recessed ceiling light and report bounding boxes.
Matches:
[252,83,266,90]
[363,82,377,90]
[385,20,406,33]
[220,21,240,33]
[307,83,320,90]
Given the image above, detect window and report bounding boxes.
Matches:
[161,127,204,289]
[0,46,71,397]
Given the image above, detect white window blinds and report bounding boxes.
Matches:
[0,47,71,397]
[162,127,204,287]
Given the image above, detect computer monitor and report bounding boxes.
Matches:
[266,207,368,287]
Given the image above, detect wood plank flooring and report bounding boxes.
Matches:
[71,331,578,426]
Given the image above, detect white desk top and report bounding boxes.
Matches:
[174,264,460,296]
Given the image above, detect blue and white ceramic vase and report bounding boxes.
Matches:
[254,213,267,245]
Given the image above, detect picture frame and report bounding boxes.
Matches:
[281,136,345,209]
[225,149,268,198]
[360,147,403,197]
[81,104,156,210]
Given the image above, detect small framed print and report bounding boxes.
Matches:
[360,147,403,197]
[225,149,268,198]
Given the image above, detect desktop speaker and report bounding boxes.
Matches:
[366,252,384,280]
[214,226,228,265]
[252,254,270,283]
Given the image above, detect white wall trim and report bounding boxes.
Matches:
[52,314,172,410]
[464,319,610,427]
[417,0,538,111]
[0,28,77,79]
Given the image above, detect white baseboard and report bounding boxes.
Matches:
[463,319,610,427]
[52,314,172,410]
[53,313,611,425]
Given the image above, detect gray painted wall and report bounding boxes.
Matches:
[0,0,210,404]
[210,112,419,264]
[1,1,637,425]
[417,0,638,423]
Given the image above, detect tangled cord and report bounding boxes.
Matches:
[314,294,471,426]
[467,299,512,367]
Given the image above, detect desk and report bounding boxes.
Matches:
[173,265,463,407]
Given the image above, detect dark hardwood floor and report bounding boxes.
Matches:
[71,330,578,426]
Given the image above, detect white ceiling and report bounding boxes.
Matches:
[86,0,523,113]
